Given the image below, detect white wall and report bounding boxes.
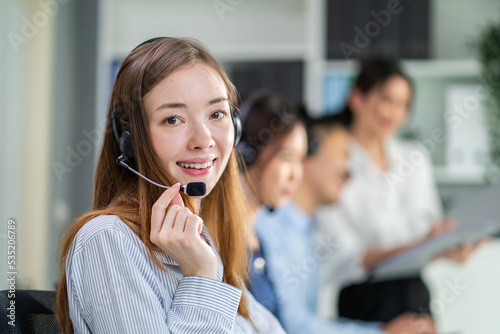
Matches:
[0,0,28,290]
[431,0,500,59]
[109,0,307,60]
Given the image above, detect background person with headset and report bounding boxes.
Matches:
[236,90,308,320]
[56,37,285,333]
[254,111,437,334]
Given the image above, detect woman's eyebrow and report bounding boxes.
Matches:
[208,97,228,106]
[280,146,295,153]
[154,97,228,113]
[154,102,187,113]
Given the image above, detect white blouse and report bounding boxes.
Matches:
[315,138,443,285]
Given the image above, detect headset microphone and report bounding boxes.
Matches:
[265,205,275,213]
[116,156,206,196]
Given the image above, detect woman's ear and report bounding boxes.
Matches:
[347,88,363,116]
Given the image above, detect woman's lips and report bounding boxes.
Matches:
[176,159,215,177]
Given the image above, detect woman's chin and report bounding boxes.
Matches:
[379,126,399,138]
[271,197,288,209]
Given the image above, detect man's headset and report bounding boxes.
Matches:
[110,37,243,196]
[236,91,319,168]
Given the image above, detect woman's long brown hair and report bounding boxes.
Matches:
[56,37,251,333]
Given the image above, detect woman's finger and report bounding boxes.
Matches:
[172,207,191,233]
[150,205,180,246]
[170,191,185,208]
[151,183,181,234]
[162,204,181,231]
[443,218,457,231]
[185,214,203,236]
[475,236,491,248]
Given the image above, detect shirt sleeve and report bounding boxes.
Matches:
[400,142,443,238]
[67,227,242,334]
[242,290,287,334]
[315,205,368,286]
[261,228,384,334]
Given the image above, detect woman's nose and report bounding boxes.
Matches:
[188,120,214,150]
[290,162,303,183]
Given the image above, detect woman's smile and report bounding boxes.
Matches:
[176,157,217,176]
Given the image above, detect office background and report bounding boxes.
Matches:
[1,0,500,333]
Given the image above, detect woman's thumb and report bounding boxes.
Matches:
[170,184,185,208]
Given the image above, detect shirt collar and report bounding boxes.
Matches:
[351,137,398,175]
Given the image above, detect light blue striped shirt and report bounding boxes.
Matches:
[66,215,285,333]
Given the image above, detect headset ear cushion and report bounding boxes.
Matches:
[232,112,242,148]
[307,136,320,156]
[119,129,135,162]
[236,141,257,167]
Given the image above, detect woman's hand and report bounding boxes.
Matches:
[382,313,436,334]
[150,183,218,280]
[428,218,490,263]
[435,238,490,263]
[362,218,458,270]
[426,218,457,238]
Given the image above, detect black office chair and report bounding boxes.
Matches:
[0,290,61,334]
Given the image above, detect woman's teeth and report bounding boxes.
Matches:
[177,160,213,170]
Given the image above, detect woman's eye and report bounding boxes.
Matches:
[210,110,227,120]
[164,116,180,125]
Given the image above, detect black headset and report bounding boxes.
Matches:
[111,37,242,169]
[307,134,320,156]
[111,100,135,167]
[297,105,321,157]
[235,89,272,168]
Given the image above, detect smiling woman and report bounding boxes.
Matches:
[145,63,234,193]
[55,37,285,334]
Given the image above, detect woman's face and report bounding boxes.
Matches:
[249,123,308,208]
[144,63,234,197]
[353,75,411,138]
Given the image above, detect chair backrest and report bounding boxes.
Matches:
[0,290,61,334]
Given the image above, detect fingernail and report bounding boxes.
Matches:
[173,182,181,188]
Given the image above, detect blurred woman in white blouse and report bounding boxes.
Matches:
[316,56,484,323]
